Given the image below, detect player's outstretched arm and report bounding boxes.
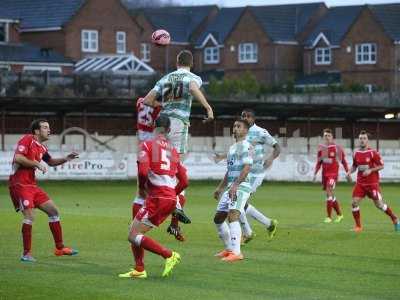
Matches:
[313,150,322,181]
[339,148,351,181]
[229,164,251,200]
[14,154,47,173]
[46,152,79,167]
[264,143,280,169]
[214,172,228,200]
[143,90,161,107]
[214,153,227,163]
[175,163,189,195]
[189,81,214,123]
[350,165,357,174]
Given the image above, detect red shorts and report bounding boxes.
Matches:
[135,196,176,227]
[352,183,382,201]
[9,184,50,212]
[322,176,337,191]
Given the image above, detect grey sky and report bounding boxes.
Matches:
[181,0,400,7]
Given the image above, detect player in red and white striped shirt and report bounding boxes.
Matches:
[350,130,400,232]
[313,128,351,224]
[134,97,189,241]
[132,98,162,215]
[119,115,188,279]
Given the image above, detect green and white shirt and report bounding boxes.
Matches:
[246,124,278,177]
[226,140,253,192]
[152,68,202,124]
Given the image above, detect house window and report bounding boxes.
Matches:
[355,43,377,64]
[0,64,10,71]
[0,23,6,42]
[315,47,331,65]
[81,30,98,53]
[204,47,220,64]
[140,43,150,62]
[116,31,126,54]
[238,43,258,63]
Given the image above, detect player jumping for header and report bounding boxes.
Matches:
[143,50,214,240]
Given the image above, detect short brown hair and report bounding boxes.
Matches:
[30,119,48,134]
[323,128,333,135]
[359,130,369,137]
[177,50,193,67]
[242,108,256,118]
[235,119,250,130]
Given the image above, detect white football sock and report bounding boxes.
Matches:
[239,213,253,237]
[228,221,242,255]
[247,204,271,228]
[215,222,231,250]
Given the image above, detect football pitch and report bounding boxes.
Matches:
[1,180,399,300]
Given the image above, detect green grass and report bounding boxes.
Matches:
[1,181,399,300]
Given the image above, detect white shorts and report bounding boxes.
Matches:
[137,130,154,143]
[250,175,265,193]
[133,196,145,206]
[216,188,251,214]
[168,117,189,154]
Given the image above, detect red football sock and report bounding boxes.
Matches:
[170,194,187,227]
[332,198,342,216]
[22,221,32,255]
[170,215,179,227]
[326,200,333,218]
[383,205,398,224]
[131,244,145,272]
[48,217,64,250]
[352,207,361,227]
[140,236,172,259]
[178,194,186,208]
[132,203,142,219]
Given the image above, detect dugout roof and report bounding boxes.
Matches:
[1,94,400,121]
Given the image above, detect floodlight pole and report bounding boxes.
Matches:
[83,108,88,151]
[376,119,380,151]
[307,116,311,154]
[165,45,169,74]
[350,120,355,151]
[1,108,5,151]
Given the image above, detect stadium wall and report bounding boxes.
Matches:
[1,149,400,182]
[2,134,400,154]
[4,115,400,139]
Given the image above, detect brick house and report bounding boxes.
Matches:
[0,14,73,73]
[195,3,327,84]
[0,0,141,62]
[303,4,400,92]
[132,5,218,73]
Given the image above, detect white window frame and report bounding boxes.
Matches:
[140,43,151,62]
[0,64,10,71]
[204,46,220,64]
[23,66,62,73]
[315,47,331,65]
[238,43,258,63]
[116,31,126,54]
[81,30,98,53]
[355,43,377,65]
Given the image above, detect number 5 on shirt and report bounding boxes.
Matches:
[160,149,171,170]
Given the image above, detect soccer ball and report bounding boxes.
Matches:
[151,29,171,46]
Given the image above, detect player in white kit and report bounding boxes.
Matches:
[213,119,253,262]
